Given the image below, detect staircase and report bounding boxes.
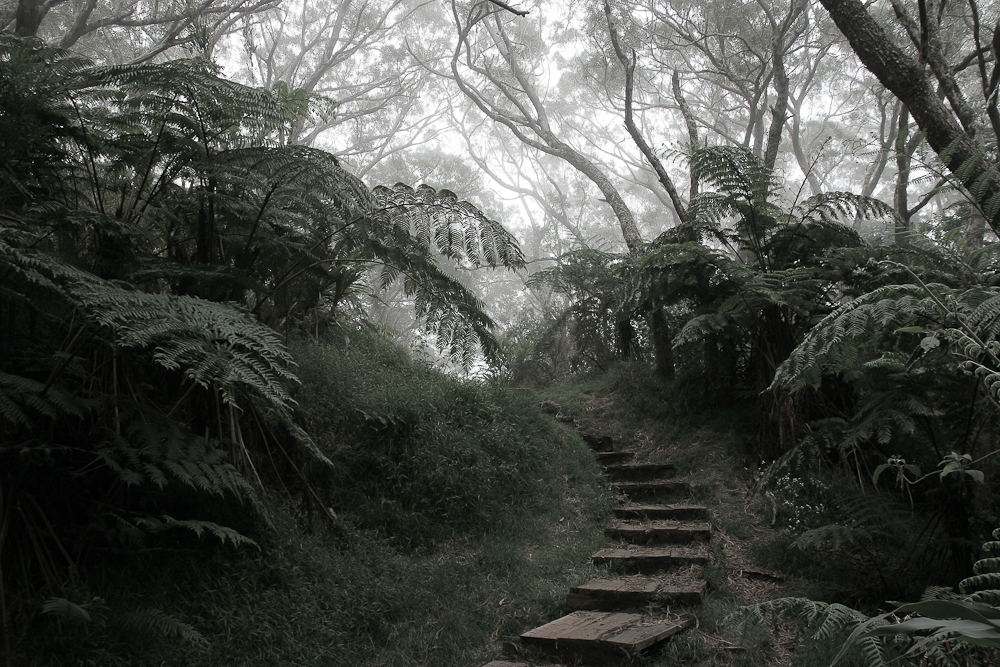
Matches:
[482,432,713,665]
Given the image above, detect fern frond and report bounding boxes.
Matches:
[793,192,896,227]
[119,607,209,649]
[372,183,524,270]
[96,412,260,505]
[71,284,297,409]
[41,597,92,623]
[728,597,893,665]
[688,145,781,203]
[772,284,940,390]
[134,515,259,549]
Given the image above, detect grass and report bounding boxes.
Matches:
[15,330,612,666]
[18,346,946,666]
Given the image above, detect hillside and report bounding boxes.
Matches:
[13,332,1000,666]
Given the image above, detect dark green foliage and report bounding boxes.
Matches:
[13,330,609,666]
[291,332,591,547]
[523,247,639,374]
[636,146,894,454]
[0,31,524,663]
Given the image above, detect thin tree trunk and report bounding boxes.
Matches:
[762,37,789,172]
[672,71,700,200]
[605,0,689,228]
[894,104,913,243]
[648,308,674,379]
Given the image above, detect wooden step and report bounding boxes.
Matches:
[613,503,709,521]
[592,545,709,572]
[611,481,691,501]
[604,520,711,545]
[567,575,707,610]
[595,450,635,465]
[521,610,694,661]
[602,462,676,482]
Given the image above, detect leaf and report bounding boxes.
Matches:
[41,597,91,622]
[920,336,940,352]
[872,463,891,486]
[941,461,962,478]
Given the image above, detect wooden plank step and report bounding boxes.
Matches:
[611,481,691,501]
[595,450,635,465]
[592,545,709,572]
[521,610,694,660]
[567,575,707,610]
[613,503,709,521]
[602,462,676,482]
[604,520,711,544]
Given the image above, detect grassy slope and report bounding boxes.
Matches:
[24,337,897,666]
[20,333,611,666]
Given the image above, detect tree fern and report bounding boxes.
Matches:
[118,607,209,649]
[961,527,1000,605]
[372,183,524,270]
[132,515,259,549]
[728,597,897,667]
[0,31,534,659]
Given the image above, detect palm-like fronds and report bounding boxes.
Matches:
[0,32,526,650]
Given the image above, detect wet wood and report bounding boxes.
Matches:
[613,503,709,521]
[567,576,706,609]
[521,610,694,660]
[595,450,635,465]
[611,480,691,501]
[602,462,676,482]
[602,613,694,650]
[604,520,711,544]
[592,545,709,572]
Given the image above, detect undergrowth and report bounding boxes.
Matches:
[14,330,611,666]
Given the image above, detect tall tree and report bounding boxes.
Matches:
[819,0,1000,232]
[448,0,646,256]
[8,0,277,60]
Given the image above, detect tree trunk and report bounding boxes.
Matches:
[15,0,49,36]
[762,36,790,172]
[616,318,636,361]
[819,0,1000,233]
[894,105,913,243]
[648,308,674,379]
[672,71,700,201]
[605,0,689,230]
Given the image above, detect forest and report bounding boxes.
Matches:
[3,0,1000,664]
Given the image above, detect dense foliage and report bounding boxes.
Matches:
[0,31,526,665]
[3,0,1000,663]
